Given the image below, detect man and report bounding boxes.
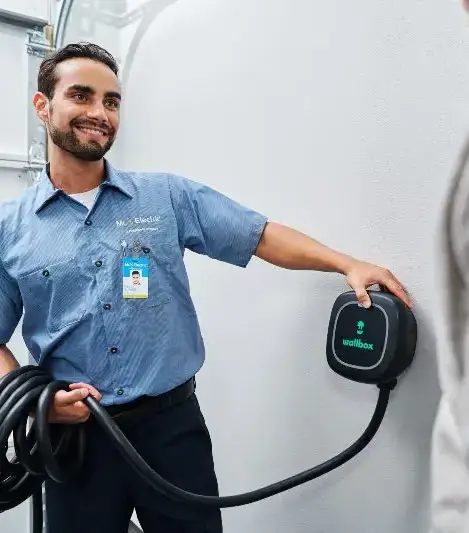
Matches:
[0,42,411,533]
[430,2,469,531]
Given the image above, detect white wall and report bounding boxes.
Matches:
[115,1,469,532]
[0,22,29,157]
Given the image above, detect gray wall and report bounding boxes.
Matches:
[115,1,469,532]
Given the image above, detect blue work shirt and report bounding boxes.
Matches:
[0,160,268,405]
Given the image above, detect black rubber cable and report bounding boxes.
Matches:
[0,365,395,533]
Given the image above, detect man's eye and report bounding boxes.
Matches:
[73,94,87,102]
[105,100,119,109]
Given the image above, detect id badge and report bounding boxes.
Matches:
[122,257,149,298]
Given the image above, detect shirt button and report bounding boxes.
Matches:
[103,303,111,310]
[116,388,124,396]
[110,346,118,353]
[95,260,103,267]
[142,247,150,254]
[85,220,92,226]
[42,269,49,277]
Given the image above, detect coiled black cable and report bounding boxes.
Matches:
[0,365,395,533]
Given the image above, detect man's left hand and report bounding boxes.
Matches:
[344,259,412,309]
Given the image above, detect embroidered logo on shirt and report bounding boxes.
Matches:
[115,215,160,227]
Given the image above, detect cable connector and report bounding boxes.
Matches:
[377,379,398,391]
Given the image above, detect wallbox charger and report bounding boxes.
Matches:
[326,288,417,385]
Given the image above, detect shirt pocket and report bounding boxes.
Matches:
[145,242,197,316]
[18,257,88,332]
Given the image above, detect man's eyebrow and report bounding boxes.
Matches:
[66,85,121,100]
[66,84,95,94]
[105,91,122,100]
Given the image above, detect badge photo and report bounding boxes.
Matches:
[122,257,149,298]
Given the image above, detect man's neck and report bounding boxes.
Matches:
[48,148,106,194]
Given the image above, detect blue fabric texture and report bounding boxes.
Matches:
[0,160,267,405]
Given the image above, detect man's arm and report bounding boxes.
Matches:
[254,222,354,272]
[166,175,411,308]
[0,344,19,375]
[255,222,412,308]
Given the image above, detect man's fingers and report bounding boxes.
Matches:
[379,270,413,308]
[72,401,90,416]
[355,287,371,309]
[54,388,89,407]
[68,382,102,401]
[347,262,413,309]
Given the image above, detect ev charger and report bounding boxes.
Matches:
[326,288,417,385]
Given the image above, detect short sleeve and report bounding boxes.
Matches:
[167,174,268,267]
[0,257,23,344]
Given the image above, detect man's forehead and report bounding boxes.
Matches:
[55,58,120,94]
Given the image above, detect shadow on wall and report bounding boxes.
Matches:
[388,305,440,529]
[121,0,181,89]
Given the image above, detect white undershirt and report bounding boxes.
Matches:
[68,186,99,210]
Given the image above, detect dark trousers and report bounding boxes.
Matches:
[45,392,222,533]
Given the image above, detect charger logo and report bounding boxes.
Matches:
[342,338,374,351]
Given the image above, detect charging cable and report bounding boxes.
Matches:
[0,365,396,533]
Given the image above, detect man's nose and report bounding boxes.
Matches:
[86,102,108,121]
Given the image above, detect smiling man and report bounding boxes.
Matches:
[46,81,118,158]
[0,43,411,533]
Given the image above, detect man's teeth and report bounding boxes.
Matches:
[77,127,107,136]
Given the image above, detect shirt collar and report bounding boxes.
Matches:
[34,159,133,214]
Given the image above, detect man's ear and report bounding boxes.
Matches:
[33,92,49,123]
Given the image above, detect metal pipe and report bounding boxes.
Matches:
[54,0,74,49]
[28,41,55,54]
[0,154,27,170]
[0,154,44,171]
[0,8,48,30]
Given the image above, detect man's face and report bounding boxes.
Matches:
[34,58,121,161]
[132,273,141,285]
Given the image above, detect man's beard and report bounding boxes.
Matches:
[48,119,115,162]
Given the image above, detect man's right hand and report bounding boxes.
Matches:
[49,382,102,424]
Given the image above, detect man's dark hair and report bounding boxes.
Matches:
[38,42,119,99]
[132,271,140,276]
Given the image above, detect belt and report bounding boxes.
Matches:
[103,378,196,423]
